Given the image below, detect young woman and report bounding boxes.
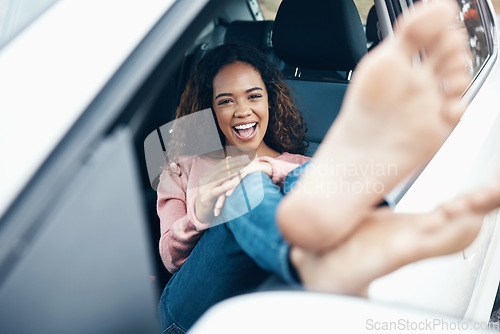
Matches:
[157,0,500,331]
[157,43,312,333]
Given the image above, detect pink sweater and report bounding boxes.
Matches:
[157,152,311,273]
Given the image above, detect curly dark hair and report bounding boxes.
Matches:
[168,43,307,163]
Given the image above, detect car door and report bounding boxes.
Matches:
[0,0,234,332]
[370,0,500,325]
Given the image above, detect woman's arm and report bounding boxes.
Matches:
[157,164,206,273]
[257,153,311,186]
[157,156,251,272]
[158,197,203,273]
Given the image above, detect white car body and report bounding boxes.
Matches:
[0,0,174,216]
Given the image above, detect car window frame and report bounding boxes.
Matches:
[0,0,59,50]
[0,0,231,282]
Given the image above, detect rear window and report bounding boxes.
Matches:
[258,0,373,23]
[0,0,58,49]
[458,0,495,77]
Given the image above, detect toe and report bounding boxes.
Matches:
[395,0,460,57]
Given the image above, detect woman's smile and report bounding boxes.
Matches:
[232,121,258,141]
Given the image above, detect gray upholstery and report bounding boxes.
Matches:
[366,5,381,50]
[286,80,345,156]
[273,0,367,71]
[272,0,367,156]
[224,20,274,52]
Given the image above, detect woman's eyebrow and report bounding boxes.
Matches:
[246,87,263,93]
[214,87,263,100]
[214,92,232,100]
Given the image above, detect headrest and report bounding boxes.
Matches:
[272,0,367,71]
[224,20,274,51]
[366,6,380,44]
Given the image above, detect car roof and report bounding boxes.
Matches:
[0,0,175,218]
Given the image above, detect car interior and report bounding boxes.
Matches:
[0,1,390,332]
[1,0,499,332]
[132,0,500,326]
[135,0,382,294]
[133,0,500,318]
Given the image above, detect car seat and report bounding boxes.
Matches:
[366,5,381,51]
[224,20,285,70]
[224,20,274,54]
[272,0,367,156]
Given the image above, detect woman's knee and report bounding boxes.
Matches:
[158,285,188,333]
[282,161,310,194]
[221,172,279,222]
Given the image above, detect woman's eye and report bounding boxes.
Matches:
[249,94,262,100]
[218,99,231,106]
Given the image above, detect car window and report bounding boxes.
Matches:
[458,0,494,77]
[0,0,58,49]
[258,0,373,23]
[258,0,280,19]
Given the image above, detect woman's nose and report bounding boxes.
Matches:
[234,102,252,117]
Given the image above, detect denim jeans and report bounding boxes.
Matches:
[158,162,309,333]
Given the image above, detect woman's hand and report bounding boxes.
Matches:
[195,155,250,224]
[213,160,272,215]
[195,157,272,223]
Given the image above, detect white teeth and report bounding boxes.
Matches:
[234,123,256,130]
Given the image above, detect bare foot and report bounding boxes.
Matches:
[291,179,500,296]
[278,0,473,251]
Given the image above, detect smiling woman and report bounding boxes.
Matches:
[156,43,311,332]
[155,1,500,332]
[212,62,274,155]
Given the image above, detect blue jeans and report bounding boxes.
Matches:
[158,162,309,333]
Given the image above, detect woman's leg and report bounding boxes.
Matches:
[158,224,270,332]
[223,171,303,284]
[272,0,500,297]
[291,179,500,296]
[278,0,473,252]
[158,170,307,331]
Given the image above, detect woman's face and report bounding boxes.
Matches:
[212,61,270,155]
